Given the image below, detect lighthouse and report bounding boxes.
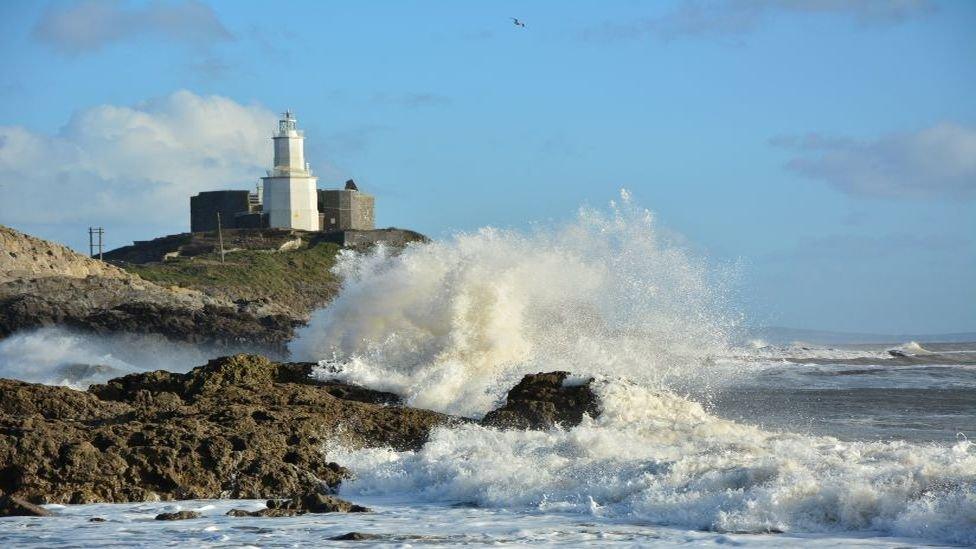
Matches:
[261,111,319,231]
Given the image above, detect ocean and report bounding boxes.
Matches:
[2,193,973,547]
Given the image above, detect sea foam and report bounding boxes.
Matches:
[328,379,976,544]
[0,327,231,388]
[292,191,975,544]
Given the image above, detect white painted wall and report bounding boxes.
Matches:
[262,175,319,231]
[273,135,305,173]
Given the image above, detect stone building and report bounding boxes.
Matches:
[189,190,260,232]
[318,180,375,231]
[189,111,375,233]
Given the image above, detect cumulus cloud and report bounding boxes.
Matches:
[771,123,976,199]
[584,0,936,41]
[32,0,232,54]
[0,90,275,232]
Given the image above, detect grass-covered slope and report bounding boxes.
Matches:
[124,242,343,319]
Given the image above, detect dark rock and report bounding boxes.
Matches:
[481,371,599,430]
[88,517,106,522]
[230,508,300,518]
[155,510,201,521]
[0,494,51,517]
[226,494,369,518]
[331,532,383,540]
[0,276,298,351]
[0,354,451,504]
[297,493,370,513]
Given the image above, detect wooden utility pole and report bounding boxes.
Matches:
[88,227,104,260]
[216,212,225,264]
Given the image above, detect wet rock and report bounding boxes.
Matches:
[0,354,452,504]
[226,494,370,518]
[229,508,300,518]
[331,531,383,540]
[155,510,201,521]
[481,371,600,430]
[0,494,51,517]
[296,493,370,513]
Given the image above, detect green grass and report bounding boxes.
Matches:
[125,242,343,316]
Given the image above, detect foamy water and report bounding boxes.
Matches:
[0,327,240,388]
[293,192,974,545]
[0,497,940,547]
[2,192,973,546]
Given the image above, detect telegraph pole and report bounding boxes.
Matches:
[216,212,225,264]
[88,227,104,260]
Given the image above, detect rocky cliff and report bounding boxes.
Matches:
[0,225,297,348]
[0,226,131,284]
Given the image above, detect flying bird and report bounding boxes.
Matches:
[511,17,526,28]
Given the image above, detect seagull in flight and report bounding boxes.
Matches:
[511,17,526,28]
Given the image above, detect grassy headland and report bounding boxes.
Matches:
[124,242,343,318]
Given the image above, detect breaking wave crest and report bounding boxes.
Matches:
[292,190,739,416]
[329,379,976,544]
[293,191,974,544]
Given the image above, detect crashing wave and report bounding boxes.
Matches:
[888,341,933,357]
[328,378,976,544]
[292,191,975,544]
[293,190,739,416]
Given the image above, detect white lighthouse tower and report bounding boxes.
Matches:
[262,111,319,231]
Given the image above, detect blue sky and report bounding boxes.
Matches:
[0,0,974,334]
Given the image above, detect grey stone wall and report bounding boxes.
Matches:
[318,190,375,231]
[190,191,252,232]
[234,211,268,229]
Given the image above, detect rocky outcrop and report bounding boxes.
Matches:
[481,371,600,430]
[0,225,131,284]
[331,532,384,541]
[0,276,297,347]
[0,354,452,504]
[0,494,52,517]
[0,276,297,348]
[0,225,296,348]
[227,494,369,517]
[155,510,201,521]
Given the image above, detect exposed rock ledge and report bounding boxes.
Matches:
[481,371,600,430]
[0,355,452,504]
[0,357,598,507]
[0,225,296,348]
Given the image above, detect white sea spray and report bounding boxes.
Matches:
[0,327,227,388]
[328,379,976,544]
[294,191,976,544]
[293,190,740,415]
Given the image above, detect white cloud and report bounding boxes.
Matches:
[0,90,275,230]
[771,123,976,199]
[32,0,232,54]
[584,0,936,42]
